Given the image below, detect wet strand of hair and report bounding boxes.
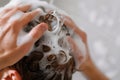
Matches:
[63,58,74,80]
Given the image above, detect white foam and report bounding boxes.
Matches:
[8,11,24,23]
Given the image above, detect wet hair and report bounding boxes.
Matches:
[9,51,43,80]
[9,50,75,80]
[9,8,76,80]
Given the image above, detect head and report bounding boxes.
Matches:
[0,50,74,80]
[0,10,75,80]
[0,11,75,80]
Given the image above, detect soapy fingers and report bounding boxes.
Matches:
[67,36,84,70]
[0,4,48,69]
[63,15,91,71]
[63,15,87,43]
[0,5,31,24]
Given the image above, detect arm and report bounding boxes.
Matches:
[80,57,108,80]
[64,15,109,80]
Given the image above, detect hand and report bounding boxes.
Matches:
[63,15,91,70]
[64,15,109,80]
[0,5,48,70]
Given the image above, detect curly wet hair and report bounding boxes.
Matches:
[9,49,74,80]
[9,10,75,80]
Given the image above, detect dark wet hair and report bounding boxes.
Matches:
[9,50,75,80]
[9,10,75,80]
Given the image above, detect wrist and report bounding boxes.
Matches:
[79,57,95,71]
[79,58,109,80]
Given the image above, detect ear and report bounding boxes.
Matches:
[1,69,21,80]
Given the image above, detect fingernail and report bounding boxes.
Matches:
[35,8,42,13]
[31,9,40,16]
[41,23,48,31]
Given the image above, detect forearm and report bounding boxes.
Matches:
[81,60,109,80]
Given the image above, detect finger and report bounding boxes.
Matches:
[67,36,84,69]
[28,23,48,40]
[63,15,87,43]
[18,4,31,12]
[0,20,18,41]
[17,23,48,54]
[0,8,12,18]
[1,5,31,22]
[67,36,82,56]
[18,9,41,30]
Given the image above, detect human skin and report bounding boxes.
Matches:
[0,15,109,80]
[0,4,108,80]
[0,4,48,70]
[64,15,109,80]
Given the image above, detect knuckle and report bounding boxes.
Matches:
[65,15,72,21]
[11,20,19,25]
[28,12,33,18]
[82,31,87,42]
[9,20,19,29]
[14,7,19,11]
[24,13,33,20]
